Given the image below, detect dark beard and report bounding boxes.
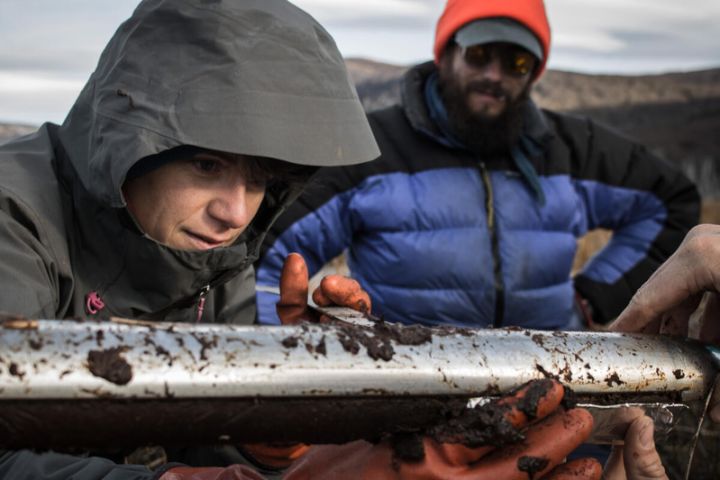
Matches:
[438,68,530,158]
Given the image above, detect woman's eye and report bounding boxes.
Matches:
[193,158,222,173]
[247,175,268,189]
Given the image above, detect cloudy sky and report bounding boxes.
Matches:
[1,0,719,125]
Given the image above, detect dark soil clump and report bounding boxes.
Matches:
[604,372,625,387]
[315,336,327,356]
[334,323,394,361]
[560,385,577,410]
[337,330,361,354]
[331,319,433,361]
[8,362,24,379]
[282,336,299,349]
[426,399,522,448]
[516,379,554,420]
[191,334,218,361]
[389,432,425,466]
[373,322,433,346]
[517,455,550,479]
[87,347,132,386]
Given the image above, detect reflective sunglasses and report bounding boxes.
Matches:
[460,43,537,77]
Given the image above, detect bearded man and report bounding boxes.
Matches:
[256,0,700,332]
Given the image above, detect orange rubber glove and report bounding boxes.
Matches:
[239,442,311,469]
[237,253,370,468]
[159,465,265,479]
[283,380,602,480]
[276,252,371,325]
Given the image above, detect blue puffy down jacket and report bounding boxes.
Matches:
[256,62,699,329]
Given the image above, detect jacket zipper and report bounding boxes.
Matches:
[479,163,506,327]
[196,285,210,323]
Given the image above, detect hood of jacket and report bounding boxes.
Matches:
[50,0,378,319]
[58,0,378,209]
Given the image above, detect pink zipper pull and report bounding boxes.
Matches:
[85,291,106,315]
[196,285,210,323]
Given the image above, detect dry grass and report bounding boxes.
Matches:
[701,200,720,224]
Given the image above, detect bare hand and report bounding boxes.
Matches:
[610,224,720,338]
[609,225,720,421]
[603,410,668,480]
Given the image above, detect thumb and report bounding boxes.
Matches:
[602,444,626,480]
[621,416,668,480]
[610,300,661,334]
[277,253,309,325]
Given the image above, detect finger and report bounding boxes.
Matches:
[658,311,692,337]
[498,379,566,425]
[431,440,496,467]
[314,275,371,313]
[241,442,311,469]
[620,416,668,479]
[277,253,309,325]
[470,409,594,480]
[697,293,720,344]
[655,292,708,337]
[160,465,266,480]
[283,441,386,480]
[600,407,647,479]
[611,226,720,334]
[543,458,602,480]
[311,286,332,307]
[432,380,566,465]
[709,382,720,423]
[602,445,626,480]
[610,265,697,335]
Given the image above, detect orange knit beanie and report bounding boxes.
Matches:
[434,0,551,77]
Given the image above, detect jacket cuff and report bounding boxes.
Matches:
[574,291,601,329]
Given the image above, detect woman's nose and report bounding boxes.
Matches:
[207,183,253,229]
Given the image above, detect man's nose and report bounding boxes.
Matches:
[207,182,252,229]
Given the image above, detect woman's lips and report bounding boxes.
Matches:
[183,230,231,250]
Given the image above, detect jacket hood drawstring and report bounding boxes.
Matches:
[196,285,210,323]
[85,291,106,315]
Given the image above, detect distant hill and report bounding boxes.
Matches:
[0,123,36,144]
[2,60,719,197]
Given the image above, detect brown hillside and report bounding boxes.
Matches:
[0,124,36,144]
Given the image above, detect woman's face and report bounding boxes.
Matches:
[122,151,266,251]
